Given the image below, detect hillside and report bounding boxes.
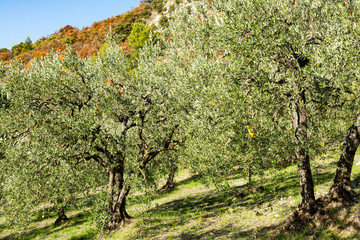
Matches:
[0,0,180,64]
[1,156,360,239]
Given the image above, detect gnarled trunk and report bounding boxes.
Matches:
[103,158,131,230]
[326,114,360,202]
[292,87,317,213]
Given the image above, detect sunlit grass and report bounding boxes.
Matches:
[1,154,360,239]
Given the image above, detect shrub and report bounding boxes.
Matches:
[22,37,33,52]
[63,37,77,45]
[153,1,164,13]
[31,51,47,58]
[135,19,146,25]
[159,16,169,28]
[141,4,152,18]
[123,12,135,23]
[11,43,23,57]
[128,22,151,51]
[169,4,175,13]
[0,49,11,61]
[141,8,152,18]
[114,23,133,43]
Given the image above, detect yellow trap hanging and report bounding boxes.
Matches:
[247,125,258,138]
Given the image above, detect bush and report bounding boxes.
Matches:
[114,23,133,43]
[63,37,76,45]
[145,0,166,13]
[141,4,152,18]
[115,23,133,35]
[0,50,11,61]
[123,12,135,23]
[153,1,164,13]
[22,37,33,52]
[31,51,47,58]
[141,8,152,18]
[34,39,44,48]
[159,16,169,28]
[11,43,23,57]
[128,22,151,50]
[135,19,146,25]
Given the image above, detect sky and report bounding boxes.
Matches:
[0,0,141,50]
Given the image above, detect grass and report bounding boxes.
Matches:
[1,155,360,240]
[0,210,98,240]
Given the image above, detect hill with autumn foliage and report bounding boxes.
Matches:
[0,0,182,65]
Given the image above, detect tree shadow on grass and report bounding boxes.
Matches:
[132,185,281,238]
[128,174,204,205]
[176,207,360,240]
[31,194,97,224]
[0,211,94,240]
[131,168,336,239]
[69,228,98,240]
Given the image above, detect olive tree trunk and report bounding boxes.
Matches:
[292,87,317,213]
[326,114,360,202]
[103,158,131,230]
[158,158,177,194]
[55,197,68,224]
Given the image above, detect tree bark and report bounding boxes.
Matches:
[326,114,360,202]
[248,166,252,189]
[292,87,317,213]
[158,158,177,194]
[103,156,131,230]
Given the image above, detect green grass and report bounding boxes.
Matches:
[0,209,98,240]
[1,155,360,240]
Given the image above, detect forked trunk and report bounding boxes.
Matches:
[104,184,131,230]
[292,88,317,213]
[326,114,360,202]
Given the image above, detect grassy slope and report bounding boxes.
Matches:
[1,155,360,240]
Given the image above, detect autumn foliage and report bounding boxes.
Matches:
[0,49,11,62]
[2,2,153,64]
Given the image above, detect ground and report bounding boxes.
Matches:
[1,155,360,240]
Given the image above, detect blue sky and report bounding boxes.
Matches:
[0,0,141,50]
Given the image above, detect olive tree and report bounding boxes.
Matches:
[0,56,107,227]
[0,35,182,230]
[165,0,360,215]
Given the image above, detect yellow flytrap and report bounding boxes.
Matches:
[247,125,258,138]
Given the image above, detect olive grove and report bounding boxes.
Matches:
[2,0,360,233]
[163,0,360,218]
